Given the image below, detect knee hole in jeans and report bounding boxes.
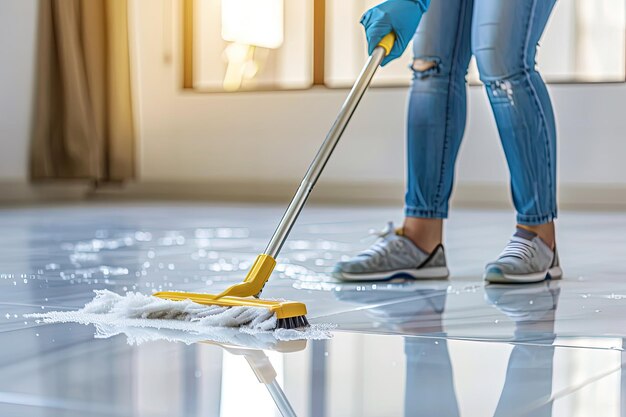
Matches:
[411,57,441,79]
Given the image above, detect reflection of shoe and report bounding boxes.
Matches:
[332,222,449,281]
[334,282,448,333]
[484,228,563,284]
[485,281,560,324]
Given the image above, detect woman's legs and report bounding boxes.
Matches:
[472,0,558,247]
[403,0,475,253]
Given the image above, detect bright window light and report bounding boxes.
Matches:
[194,0,313,91]
[221,0,284,49]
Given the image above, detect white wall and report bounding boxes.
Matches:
[131,0,626,207]
[0,0,38,181]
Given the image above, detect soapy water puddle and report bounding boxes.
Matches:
[25,290,335,347]
[11,226,360,288]
[0,224,365,314]
[3,222,373,345]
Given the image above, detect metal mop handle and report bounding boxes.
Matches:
[264,33,396,258]
[196,34,396,301]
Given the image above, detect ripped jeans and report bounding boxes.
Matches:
[405,0,557,225]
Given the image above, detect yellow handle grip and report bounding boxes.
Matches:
[377,32,396,56]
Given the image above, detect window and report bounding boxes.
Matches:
[324,0,411,87]
[188,0,313,91]
[184,0,626,91]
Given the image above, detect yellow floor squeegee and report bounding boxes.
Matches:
[154,33,396,330]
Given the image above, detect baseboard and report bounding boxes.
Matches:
[93,180,626,211]
[93,180,405,205]
[0,180,92,204]
[453,183,626,211]
[1,178,622,210]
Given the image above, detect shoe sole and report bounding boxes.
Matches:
[484,266,563,284]
[333,266,450,282]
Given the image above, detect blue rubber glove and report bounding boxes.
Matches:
[360,0,429,66]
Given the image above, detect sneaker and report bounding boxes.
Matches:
[484,228,563,284]
[332,222,449,281]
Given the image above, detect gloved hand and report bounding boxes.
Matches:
[360,0,429,66]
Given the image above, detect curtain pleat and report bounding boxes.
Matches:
[106,0,135,180]
[31,0,135,181]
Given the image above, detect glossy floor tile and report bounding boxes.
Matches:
[1,202,626,416]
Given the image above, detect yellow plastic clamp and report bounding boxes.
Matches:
[377,32,396,56]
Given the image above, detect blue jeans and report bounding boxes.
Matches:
[405,0,557,225]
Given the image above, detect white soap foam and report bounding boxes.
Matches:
[25,290,334,346]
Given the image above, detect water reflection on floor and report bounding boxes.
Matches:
[1,202,626,416]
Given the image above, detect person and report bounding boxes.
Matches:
[333,0,563,284]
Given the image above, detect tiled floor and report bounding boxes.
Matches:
[1,202,626,417]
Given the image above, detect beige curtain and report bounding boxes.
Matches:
[31,0,135,181]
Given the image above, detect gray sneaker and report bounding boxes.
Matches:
[484,228,563,284]
[332,222,449,281]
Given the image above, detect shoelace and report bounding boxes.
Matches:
[498,236,537,262]
[361,239,394,258]
[360,222,396,258]
[368,221,395,239]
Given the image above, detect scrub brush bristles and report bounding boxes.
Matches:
[276,315,310,330]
